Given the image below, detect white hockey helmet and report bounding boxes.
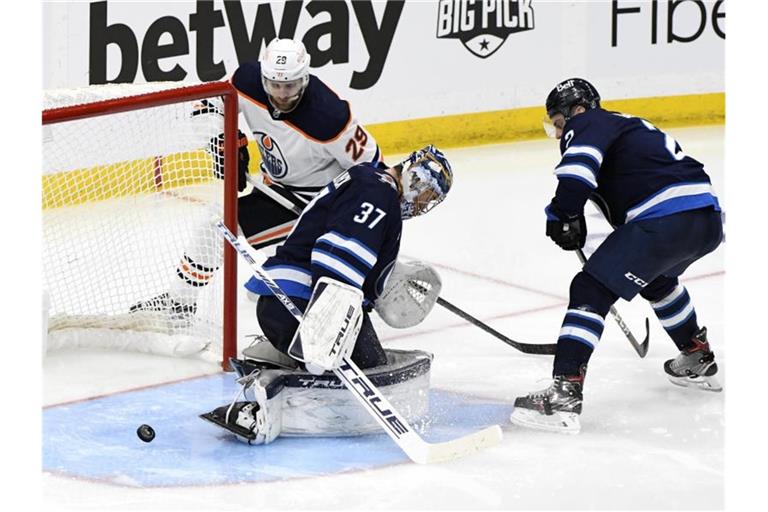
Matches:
[397,145,454,220]
[259,38,311,112]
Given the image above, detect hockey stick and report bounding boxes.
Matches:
[245,173,304,215]
[575,248,650,358]
[215,220,502,463]
[434,296,557,355]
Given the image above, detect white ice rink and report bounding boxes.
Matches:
[41,126,727,510]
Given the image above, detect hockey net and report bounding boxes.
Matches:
[42,82,239,365]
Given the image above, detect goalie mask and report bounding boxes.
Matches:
[259,38,311,113]
[397,145,453,220]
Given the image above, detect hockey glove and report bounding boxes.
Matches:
[209,130,250,192]
[545,200,586,251]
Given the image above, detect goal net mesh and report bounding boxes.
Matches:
[43,83,232,360]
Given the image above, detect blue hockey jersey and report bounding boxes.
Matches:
[548,108,720,226]
[244,164,402,303]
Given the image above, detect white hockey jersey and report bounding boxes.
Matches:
[231,61,382,194]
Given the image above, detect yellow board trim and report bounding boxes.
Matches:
[44,92,723,209]
[42,150,215,209]
[367,92,725,156]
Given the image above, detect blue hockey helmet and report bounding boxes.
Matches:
[397,145,453,220]
[545,78,601,120]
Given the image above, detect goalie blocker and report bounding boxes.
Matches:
[200,343,432,444]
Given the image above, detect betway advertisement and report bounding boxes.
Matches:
[43,0,725,123]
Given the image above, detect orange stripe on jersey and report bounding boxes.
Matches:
[246,224,295,245]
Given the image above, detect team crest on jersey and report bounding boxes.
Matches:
[255,132,288,179]
[436,0,535,58]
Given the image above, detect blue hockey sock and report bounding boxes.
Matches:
[649,284,699,350]
[553,272,614,376]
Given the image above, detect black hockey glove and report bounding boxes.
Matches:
[545,200,586,251]
[209,130,250,192]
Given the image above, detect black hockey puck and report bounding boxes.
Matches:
[137,424,155,443]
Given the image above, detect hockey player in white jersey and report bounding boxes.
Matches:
[131,38,384,325]
[234,37,383,248]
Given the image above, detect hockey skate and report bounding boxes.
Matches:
[510,376,583,434]
[200,402,266,445]
[664,327,722,392]
[129,292,197,328]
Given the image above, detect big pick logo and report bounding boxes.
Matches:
[436,0,534,58]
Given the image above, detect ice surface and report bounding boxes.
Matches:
[42,127,725,510]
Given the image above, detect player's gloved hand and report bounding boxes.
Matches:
[545,200,586,251]
[209,130,250,192]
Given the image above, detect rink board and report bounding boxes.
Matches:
[43,373,512,487]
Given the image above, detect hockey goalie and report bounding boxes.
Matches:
[200,144,454,444]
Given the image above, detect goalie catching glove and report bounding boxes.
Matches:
[288,277,364,375]
[375,260,441,328]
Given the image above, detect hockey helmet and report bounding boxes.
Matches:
[545,78,601,120]
[397,145,453,220]
[259,38,311,112]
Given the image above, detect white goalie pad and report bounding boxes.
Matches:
[288,277,363,374]
[375,260,442,328]
[249,349,432,438]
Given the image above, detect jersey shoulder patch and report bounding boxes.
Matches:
[289,77,352,142]
[231,61,269,106]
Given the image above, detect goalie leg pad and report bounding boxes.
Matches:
[288,277,364,373]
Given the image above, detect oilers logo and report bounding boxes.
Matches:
[436,0,535,58]
[255,132,288,179]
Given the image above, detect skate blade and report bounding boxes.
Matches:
[510,408,581,434]
[667,374,722,392]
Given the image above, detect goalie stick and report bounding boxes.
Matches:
[576,248,650,358]
[214,220,502,464]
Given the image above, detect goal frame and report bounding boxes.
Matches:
[42,81,239,369]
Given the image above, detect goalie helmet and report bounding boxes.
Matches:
[259,38,311,112]
[397,145,453,220]
[545,78,601,120]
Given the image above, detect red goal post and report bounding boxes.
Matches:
[42,81,239,368]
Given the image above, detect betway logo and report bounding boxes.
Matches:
[89,0,404,89]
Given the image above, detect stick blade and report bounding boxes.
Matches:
[409,425,503,464]
[636,318,650,358]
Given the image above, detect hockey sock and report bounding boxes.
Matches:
[648,284,699,351]
[553,272,615,376]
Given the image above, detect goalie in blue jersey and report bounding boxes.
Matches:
[510,78,724,434]
[201,145,454,444]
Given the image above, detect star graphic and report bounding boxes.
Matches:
[479,39,490,51]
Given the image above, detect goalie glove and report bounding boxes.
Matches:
[208,130,250,192]
[288,277,364,375]
[375,260,441,328]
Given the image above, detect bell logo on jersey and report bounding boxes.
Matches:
[436,0,535,58]
[255,132,288,179]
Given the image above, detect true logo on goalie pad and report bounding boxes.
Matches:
[330,305,357,356]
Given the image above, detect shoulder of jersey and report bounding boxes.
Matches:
[231,60,269,106]
[291,76,352,142]
[347,164,400,198]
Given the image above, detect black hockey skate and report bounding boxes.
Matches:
[664,327,722,392]
[510,375,583,434]
[200,402,264,445]
[129,292,197,327]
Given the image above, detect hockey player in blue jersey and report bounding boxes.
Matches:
[510,78,723,434]
[201,146,453,444]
